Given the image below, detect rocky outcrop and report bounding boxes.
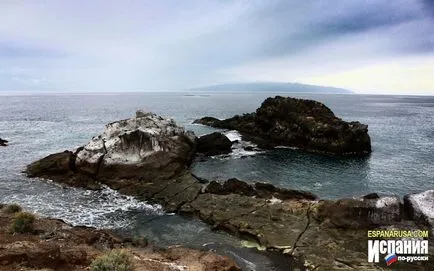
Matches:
[0,138,7,147]
[196,132,232,156]
[0,204,240,271]
[194,96,372,156]
[26,111,196,190]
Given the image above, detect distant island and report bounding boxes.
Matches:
[188,82,353,94]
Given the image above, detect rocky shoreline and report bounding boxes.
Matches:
[0,204,240,271]
[22,98,434,270]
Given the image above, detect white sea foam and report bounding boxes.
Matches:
[224,130,242,142]
[3,183,163,229]
[229,146,264,159]
[222,130,264,159]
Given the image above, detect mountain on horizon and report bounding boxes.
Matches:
[188,82,353,94]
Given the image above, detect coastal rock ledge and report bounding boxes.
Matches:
[194,96,372,156]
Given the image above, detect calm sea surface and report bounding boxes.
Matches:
[0,92,433,251]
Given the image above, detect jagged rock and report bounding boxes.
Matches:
[196,132,232,156]
[25,112,197,190]
[194,96,372,156]
[76,112,196,181]
[404,190,434,231]
[0,138,8,146]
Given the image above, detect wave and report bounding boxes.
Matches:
[2,183,163,229]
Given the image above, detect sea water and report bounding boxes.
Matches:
[0,92,433,268]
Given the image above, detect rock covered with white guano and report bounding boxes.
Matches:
[75,111,196,180]
[26,111,197,186]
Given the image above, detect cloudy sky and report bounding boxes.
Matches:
[0,0,433,94]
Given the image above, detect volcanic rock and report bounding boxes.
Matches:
[196,132,232,156]
[194,96,372,156]
[26,111,196,190]
[0,138,8,146]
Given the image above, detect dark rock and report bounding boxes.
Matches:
[404,190,434,230]
[243,146,254,151]
[194,96,372,156]
[26,151,74,178]
[204,180,224,194]
[196,132,232,156]
[254,182,318,201]
[205,178,256,196]
[362,193,380,199]
[0,138,8,146]
[313,196,402,228]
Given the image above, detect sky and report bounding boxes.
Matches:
[0,0,433,94]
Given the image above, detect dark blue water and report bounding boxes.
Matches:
[0,92,433,247]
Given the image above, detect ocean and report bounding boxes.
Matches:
[0,92,433,254]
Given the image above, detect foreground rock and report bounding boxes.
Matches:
[0,204,240,271]
[194,96,372,156]
[0,138,7,146]
[26,111,196,190]
[196,132,232,156]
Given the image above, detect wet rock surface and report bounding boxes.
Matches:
[0,138,7,146]
[0,204,240,271]
[194,96,372,156]
[196,132,233,156]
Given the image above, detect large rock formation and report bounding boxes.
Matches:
[194,96,372,156]
[26,111,196,189]
[0,138,7,147]
[196,132,232,156]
